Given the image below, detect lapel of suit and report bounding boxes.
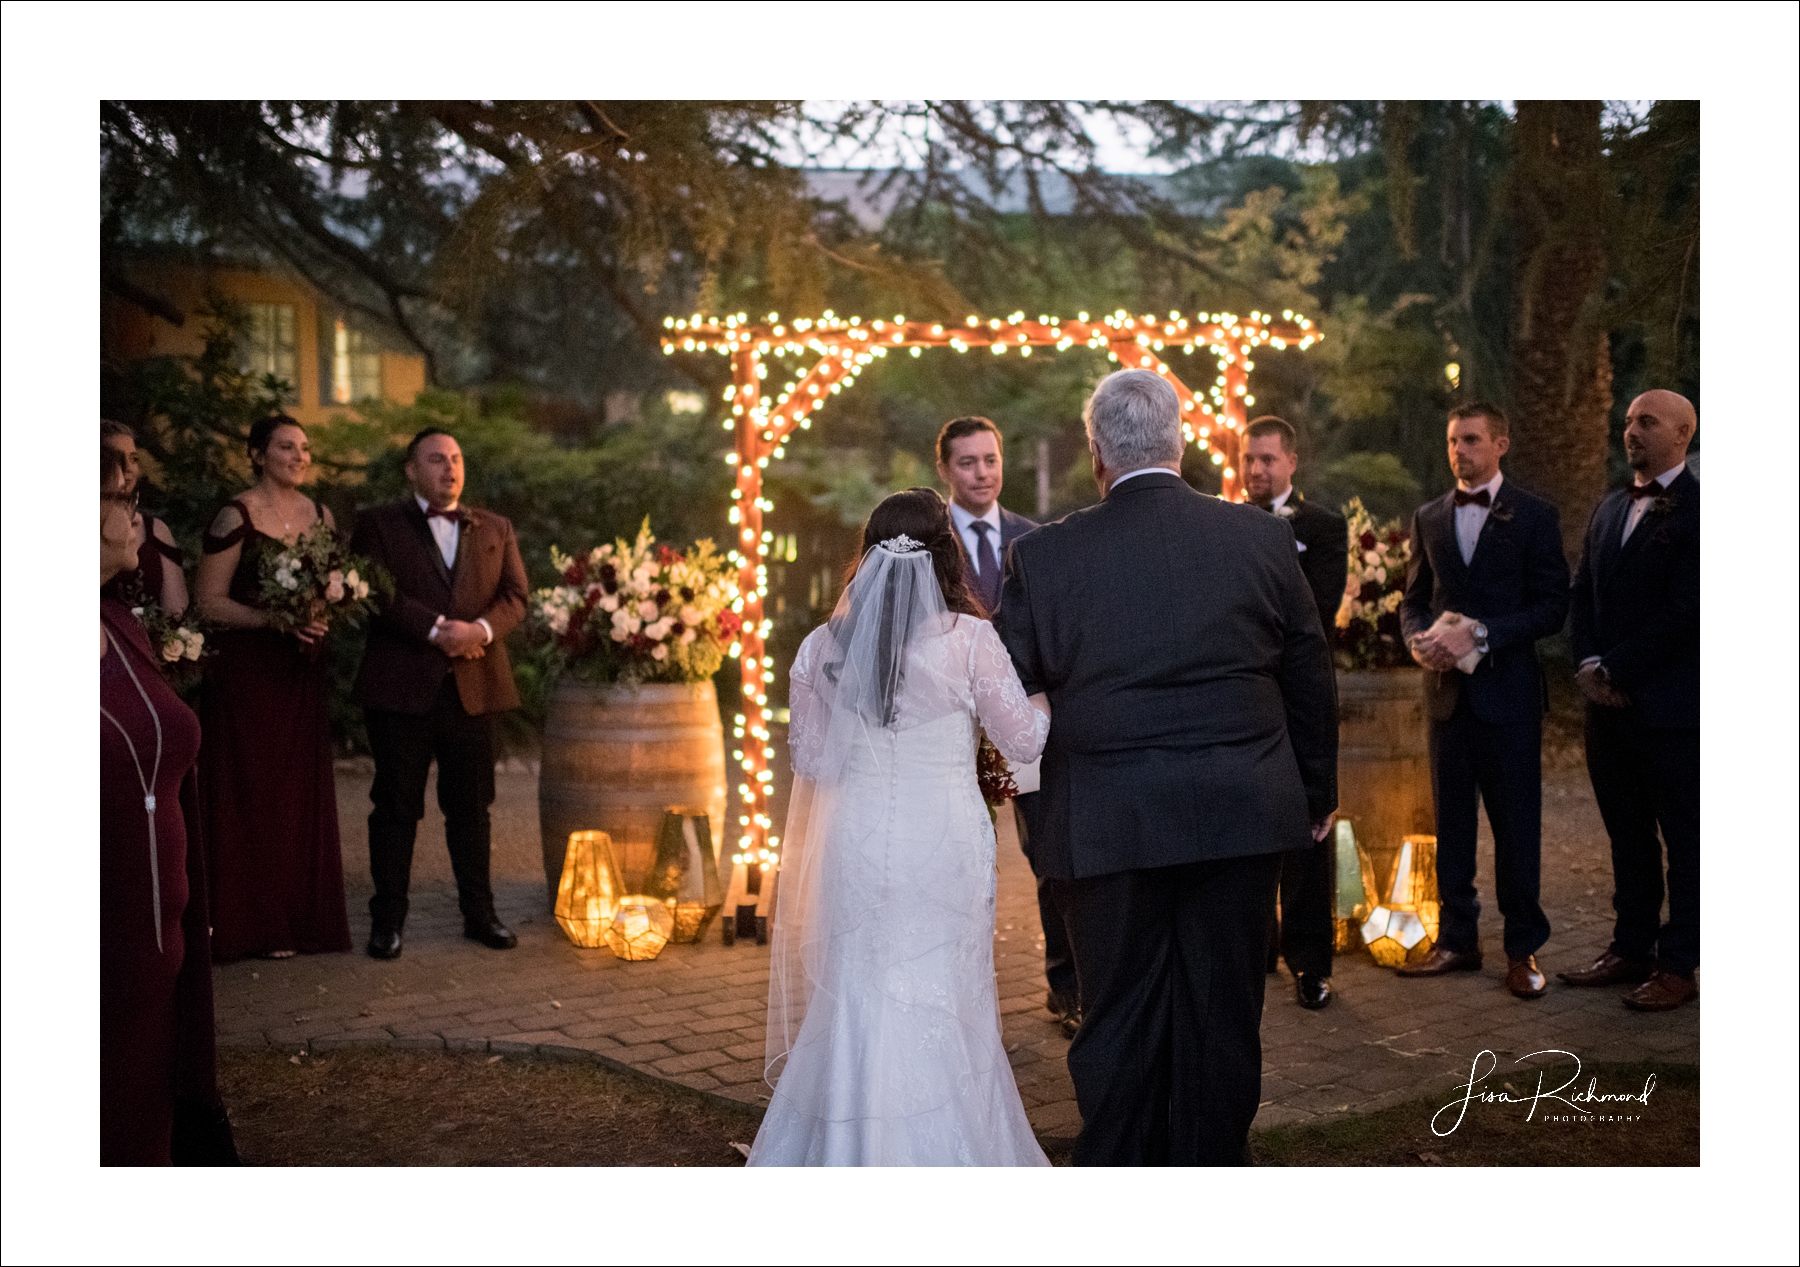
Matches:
[1593,489,1632,587]
[1466,482,1513,572]
[1429,494,1471,589]
[1613,475,1684,574]
[403,499,455,592]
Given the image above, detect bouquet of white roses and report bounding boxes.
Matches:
[528,519,741,685]
[256,521,382,634]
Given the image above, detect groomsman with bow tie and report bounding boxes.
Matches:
[1243,416,1349,1010]
[1399,403,1569,999]
[935,417,1073,1027]
[1559,390,1700,1011]
[350,428,529,961]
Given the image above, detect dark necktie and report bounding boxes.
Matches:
[1625,482,1659,500]
[970,519,1002,613]
[1452,488,1491,508]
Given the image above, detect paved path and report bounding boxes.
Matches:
[214,756,1698,1142]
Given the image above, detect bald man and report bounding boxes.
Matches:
[1562,390,1700,1011]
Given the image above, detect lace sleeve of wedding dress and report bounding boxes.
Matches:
[786,628,829,781]
[967,617,1049,766]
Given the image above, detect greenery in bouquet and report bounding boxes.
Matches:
[528,519,742,686]
[256,523,385,634]
[1335,496,1414,671]
[128,597,210,693]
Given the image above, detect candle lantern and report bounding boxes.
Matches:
[1332,819,1379,952]
[649,808,724,943]
[554,830,624,949]
[605,896,675,961]
[1359,834,1441,968]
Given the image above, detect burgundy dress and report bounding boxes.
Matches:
[198,498,351,960]
[101,513,183,608]
[101,599,232,1165]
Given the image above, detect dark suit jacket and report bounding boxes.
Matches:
[1569,468,1699,729]
[350,499,529,716]
[1400,479,1570,725]
[1280,490,1349,634]
[996,472,1338,881]
[951,505,1037,611]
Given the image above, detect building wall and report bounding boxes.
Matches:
[102,262,426,426]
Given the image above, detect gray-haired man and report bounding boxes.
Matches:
[995,369,1338,1165]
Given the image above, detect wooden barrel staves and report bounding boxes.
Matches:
[1334,668,1435,901]
[538,679,728,901]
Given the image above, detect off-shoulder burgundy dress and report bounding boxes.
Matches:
[198,498,351,960]
[101,513,184,608]
[101,598,234,1165]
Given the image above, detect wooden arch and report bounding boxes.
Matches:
[664,307,1323,867]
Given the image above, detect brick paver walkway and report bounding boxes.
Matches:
[214,757,1697,1143]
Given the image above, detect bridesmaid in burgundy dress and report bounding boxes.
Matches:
[100,420,188,615]
[192,416,351,960]
[101,450,235,1165]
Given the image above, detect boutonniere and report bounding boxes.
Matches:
[1649,494,1676,515]
[1274,503,1297,521]
[1488,501,1514,523]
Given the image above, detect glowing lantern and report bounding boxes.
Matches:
[649,809,724,943]
[1359,835,1441,968]
[554,830,624,949]
[605,896,675,961]
[1332,819,1379,953]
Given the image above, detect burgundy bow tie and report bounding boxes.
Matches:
[1453,488,1491,508]
[1625,482,1660,500]
[425,506,460,521]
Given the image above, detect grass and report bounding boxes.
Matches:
[218,1049,1696,1167]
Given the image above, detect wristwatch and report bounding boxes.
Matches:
[1471,621,1490,655]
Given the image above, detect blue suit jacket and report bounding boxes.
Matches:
[1568,469,1699,729]
[1400,479,1569,725]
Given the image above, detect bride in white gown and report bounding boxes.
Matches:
[747,489,1052,1166]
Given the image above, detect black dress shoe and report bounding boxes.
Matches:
[1045,990,1079,1019]
[1295,973,1333,1010]
[464,916,518,950]
[1058,1010,1081,1039]
[367,928,403,960]
[1396,946,1483,977]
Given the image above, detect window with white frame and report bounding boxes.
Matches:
[237,303,298,401]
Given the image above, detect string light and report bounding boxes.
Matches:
[665,308,1321,866]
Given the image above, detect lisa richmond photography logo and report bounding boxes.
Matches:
[1431,1049,1657,1136]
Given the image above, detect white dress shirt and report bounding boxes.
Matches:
[1108,465,1180,493]
[1453,472,1504,565]
[1621,461,1687,544]
[417,495,492,646]
[948,499,1003,576]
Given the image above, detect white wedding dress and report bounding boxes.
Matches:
[746,543,1051,1166]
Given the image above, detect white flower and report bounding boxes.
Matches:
[131,607,146,618]
[355,580,370,600]
[645,617,674,641]
[637,599,659,621]
[680,628,697,645]
[345,569,360,587]
[611,608,641,636]
[679,604,702,627]
[600,593,619,613]
[325,578,346,602]
[651,644,669,661]
[182,631,205,660]
[610,627,629,643]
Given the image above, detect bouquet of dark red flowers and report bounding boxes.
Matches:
[976,734,1020,823]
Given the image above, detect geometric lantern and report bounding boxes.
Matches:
[554,830,625,949]
[1359,834,1441,968]
[1332,819,1380,952]
[648,809,724,944]
[604,896,675,961]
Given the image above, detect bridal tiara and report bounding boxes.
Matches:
[878,534,926,554]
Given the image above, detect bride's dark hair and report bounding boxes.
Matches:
[846,487,986,619]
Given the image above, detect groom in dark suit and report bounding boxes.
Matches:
[1243,416,1350,1010]
[1400,403,1568,998]
[351,428,529,959]
[1560,390,1700,1011]
[935,417,1078,1028]
[997,371,1338,1166]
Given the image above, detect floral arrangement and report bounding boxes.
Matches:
[1335,497,1413,671]
[528,519,741,685]
[976,735,1020,823]
[256,522,382,634]
[131,599,208,667]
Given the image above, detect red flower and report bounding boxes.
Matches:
[657,544,679,565]
[718,611,742,636]
[598,563,617,585]
[653,587,671,606]
[679,586,694,601]
[1359,581,1382,603]
[1359,530,1378,551]
[670,620,686,636]
[1386,528,1406,548]
[562,561,585,584]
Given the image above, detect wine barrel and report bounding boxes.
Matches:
[538,679,728,901]
[1335,668,1435,894]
